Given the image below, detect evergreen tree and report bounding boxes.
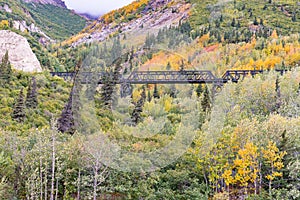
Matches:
[169,84,177,98]
[153,84,160,99]
[111,37,122,63]
[231,18,236,27]
[57,71,82,134]
[201,85,211,113]
[166,62,171,70]
[179,60,184,71]
[147,89,152,102]
[275,76,281,111]
[0,51,12,84]
[196,84,203,97]
[157,29,164,43]
[26,77,38,109]
[220,14,223,22]
[292,13,296,22]
[253,17,259,25]
[100,59,122,109]
[131,86,146,125]
[57,88,75,134]
[12,88,26,122]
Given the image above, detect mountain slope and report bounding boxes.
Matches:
[23,0,67,8]
[64,0,191,46]
[0,0,87,40]
[64,0,300,47]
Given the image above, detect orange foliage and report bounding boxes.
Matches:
[101,0,148,24]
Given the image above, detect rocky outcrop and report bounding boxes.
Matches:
[72,0,190,46]
[0,30,42,72]
[0,4,12,13]
[12,20,52,42]
[22,0,67,8]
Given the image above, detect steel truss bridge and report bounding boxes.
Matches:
[50,69,287,96]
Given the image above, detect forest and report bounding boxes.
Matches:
[0,0,300,199]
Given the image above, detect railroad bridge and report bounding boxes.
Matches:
[50,69,287,96]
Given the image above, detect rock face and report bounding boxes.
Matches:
[0,30,42,72]
[72,0,190,46]
[23,0,67,8]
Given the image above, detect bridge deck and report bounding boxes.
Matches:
[50,69,287,84]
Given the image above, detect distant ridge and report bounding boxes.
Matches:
[22,0,67,8]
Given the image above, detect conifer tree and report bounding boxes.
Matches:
[57,70,82,134]
[201,85,211,113]
[147,89,152,102]
[275,76,281,111]
[254,17,259,25]
[196,84,203,97]
[179,60,184,71]
[26,77,38,109]
[153,84,160,99]
[58,88,75,134]
[111,37,122,63]
[131,86,146,125]
[100,59,122,109]
[12,88,26,122]
[0,51,12,84]
[169,84,177,98]
[166,62,171,70]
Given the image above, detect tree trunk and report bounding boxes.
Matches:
[55,178,58,200]
[77,169,81,200]
[45,163,48,200]
[93,166,98,200]
[259,162,262,194]
[40,156,43,200]
[50,131,56,200]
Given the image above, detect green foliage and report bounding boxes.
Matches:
[25,76,38,109]
[0,0,87,40]
[0,51,12,85]
[131,86,146,125]
[11,88,25,122]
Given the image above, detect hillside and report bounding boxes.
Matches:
[64,0,299,46]
[0,0,300,199]
[0,0,87,40]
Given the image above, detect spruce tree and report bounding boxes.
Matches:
[166,62,171,70]
[292,13,296,22]
[196,84,203,97]
[100,59,122,109]
[131,86,146,125]
[0,51,12,84]
[179,60,184,71]
[12,88,26,122]
[153,84,160,99]
[57,71,82,134]
[111,37,122,63]
[169,84,177,98]
[26,77,38,109]
[147,89,152,102]
[275,76,281,111]
[253,17,259,25]
[57,88,75,134]
[201,85,211,113]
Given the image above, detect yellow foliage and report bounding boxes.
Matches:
[222,142,259,187]
[263,56,282,69]
[0,20,9,29]
[132,88,141,102]
[263,141,286,181]
[287,52,300,66]
[164,96,172,112]
[271,30,278,39]
[198,34,210,47]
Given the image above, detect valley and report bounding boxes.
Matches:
[0,0,299,199]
